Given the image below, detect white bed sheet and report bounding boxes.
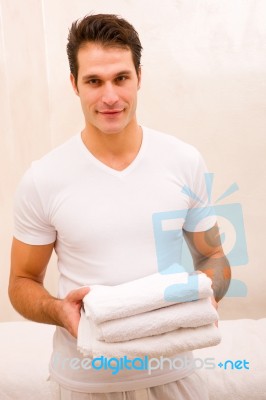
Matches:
[194,319,266,400]
[0,319,265,399]
[0,321,53,400]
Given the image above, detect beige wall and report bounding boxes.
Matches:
[1,0,265,322]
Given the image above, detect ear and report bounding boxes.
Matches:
[137,67,142,90]
[70,73,79,96]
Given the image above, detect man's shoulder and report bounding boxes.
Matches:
[30,134,80,173]
[36,134,79,164]
[24,134,81,190]
[143,126,200,158]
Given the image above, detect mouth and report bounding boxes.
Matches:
[98,109,124,116]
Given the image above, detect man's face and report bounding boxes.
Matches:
[71,43,141,135]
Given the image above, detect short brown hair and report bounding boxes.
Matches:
[67,14,143,84]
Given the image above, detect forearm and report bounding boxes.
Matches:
[8,276,62,326]
[195,254,231,302]
[183,225,231,302]
[9,239,89,337]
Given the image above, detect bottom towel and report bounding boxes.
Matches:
[94,297,218,343]
[78,310,221,359]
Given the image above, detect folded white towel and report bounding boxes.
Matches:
[83,270,213,324]
[78,310,221,359]
[95,297,218,343]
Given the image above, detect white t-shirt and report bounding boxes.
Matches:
[13,127,216,393]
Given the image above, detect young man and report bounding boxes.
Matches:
[9,14,230,399]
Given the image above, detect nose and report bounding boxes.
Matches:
[102,83,119,106]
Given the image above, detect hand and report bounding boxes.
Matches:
[211,295,219,327]
[192,271,219,327]
[58,286,90,338]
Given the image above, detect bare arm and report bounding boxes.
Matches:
[8,238,89,337]
[183,223,231,303]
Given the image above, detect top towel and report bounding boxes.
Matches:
[83,269,213,324]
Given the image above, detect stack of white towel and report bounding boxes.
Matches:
[78,270,221,359]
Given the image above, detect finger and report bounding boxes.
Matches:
[210,295,218,309]
[67,286,90,302]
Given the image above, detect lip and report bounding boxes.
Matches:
[98,109,124,115]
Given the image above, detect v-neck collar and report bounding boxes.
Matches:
[77,126,147,177]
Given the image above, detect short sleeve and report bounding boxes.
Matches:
[183,151,217,233]
[13,167,56,245]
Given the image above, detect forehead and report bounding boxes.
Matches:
[77,43,135,78]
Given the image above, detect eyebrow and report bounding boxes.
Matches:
[82,70,133,82]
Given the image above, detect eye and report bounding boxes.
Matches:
[88,78,101,85]
[116,75,128,83]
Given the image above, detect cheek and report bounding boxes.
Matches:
[79,92,97,108]
[122,87,138,105]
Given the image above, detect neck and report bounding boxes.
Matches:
[81,119,143,171]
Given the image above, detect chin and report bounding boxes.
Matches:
[98,123,127,135]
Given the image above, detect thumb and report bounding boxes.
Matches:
[66,286,90,303]
[211,295,218,310]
